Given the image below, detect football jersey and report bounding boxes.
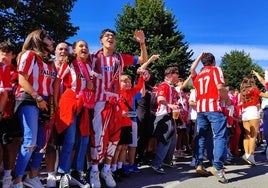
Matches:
[193,66,225,112]
[155,82,178,116]
[57,59,89,94]
[16,50,56,96]
[92,52,138,102]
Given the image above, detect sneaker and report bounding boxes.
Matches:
[70,170,90,188]
[151,165,166,174]
[242,154,256,165]
[100,169,116,188]
[23,176,44,188]
[122,165,131,176]
[12,182,24,188]
[196,165,210,176]
[89,171,101,188]
[59,174,71,188]
[2,175,13,188]
[162,161,175,168]
[128,163,141,173]
[247,154,256,165]
[47,174,57,187]
[209,166,228,184]
[116,168,130,178]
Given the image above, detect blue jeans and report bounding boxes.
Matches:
[58,114,89,173]
[15,105,45,178]
[195,112,227,170]
[263,109,268,144]
[152,114,176,167]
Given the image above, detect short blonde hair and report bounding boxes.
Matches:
[120,75,131,82]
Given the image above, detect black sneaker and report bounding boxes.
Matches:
[151,165,166,174]
[70,170,90,188]
[116,168,130,178]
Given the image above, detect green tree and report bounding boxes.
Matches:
[114,0,193,85]
[0,0,78,53]
[220,50,264,90]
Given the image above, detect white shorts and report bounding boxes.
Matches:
[242,106,260,121]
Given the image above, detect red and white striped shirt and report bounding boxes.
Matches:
[193,66,225,112]
[155,82,179,116]
[16,50,56,96]
[0,63,12,93]
[92,52,138,102]
[57,59,92,94]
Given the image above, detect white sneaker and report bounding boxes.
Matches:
[90,171,101,188]
[242,154,256,165]
[247,154,256,165]
[12,182,24,188]
[100,169,116,188]
[47,174,57,187]
[2,175,13,188]
[59,174,71,188]
[23,176,44,188]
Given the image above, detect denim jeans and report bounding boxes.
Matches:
[58,114,89,173]
[15,105,45,178]
[263,108,268,144]
[152,114,176,167]
[195,112,227,170]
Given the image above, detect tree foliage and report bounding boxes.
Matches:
[0,0,78,53]
[220,50,264,90]
[114,0,193,85]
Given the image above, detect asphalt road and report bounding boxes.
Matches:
[14,143,267,188]
[115,144,268,188]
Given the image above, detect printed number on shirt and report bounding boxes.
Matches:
[198,76,210,95]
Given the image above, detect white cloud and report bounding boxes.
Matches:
[189,44,268,69]
[190,44,268,60]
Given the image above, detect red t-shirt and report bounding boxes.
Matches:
[0,63,12,92]
[119,76,144,127]
[241,87,261,108]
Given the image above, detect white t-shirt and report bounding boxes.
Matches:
[189,89,197,120]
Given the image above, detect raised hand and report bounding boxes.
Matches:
[134,30,145,44]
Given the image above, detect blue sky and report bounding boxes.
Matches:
[68,0,268,69]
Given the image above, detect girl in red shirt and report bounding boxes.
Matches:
[240,76,268,165]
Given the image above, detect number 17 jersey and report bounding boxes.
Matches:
[192,66,225,112]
